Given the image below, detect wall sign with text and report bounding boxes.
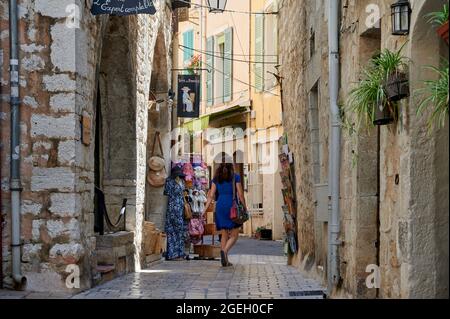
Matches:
[91,0,156,16]
[177,75,201,118]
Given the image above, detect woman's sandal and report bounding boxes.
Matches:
[220,250,227,267]
[224,252,233,267]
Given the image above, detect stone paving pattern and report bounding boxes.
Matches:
[0,239,325,299]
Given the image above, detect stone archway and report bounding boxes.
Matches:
[145,25,172,230]
[91,15,140,279]
[96,16,138,230]
[404,0,449,298]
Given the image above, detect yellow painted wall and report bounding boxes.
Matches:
[249,0,284,240]
[250,0,283,132]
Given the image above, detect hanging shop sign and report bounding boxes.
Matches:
[91,0,156,16]
[177,75,201,118]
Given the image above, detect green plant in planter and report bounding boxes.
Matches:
[374,43,410,103]
[426,4,449,27]
[346,44,410,128]
[416,59,449,131]
[346,60,386,128]
[426,5,449,46]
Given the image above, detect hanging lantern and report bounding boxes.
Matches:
[391,0,411,35]
[207,0,227,13]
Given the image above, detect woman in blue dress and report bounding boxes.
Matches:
[203,163,247,267]
[164,167,188,261]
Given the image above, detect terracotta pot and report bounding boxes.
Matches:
[385,72,409,102]
[437,21,449,45]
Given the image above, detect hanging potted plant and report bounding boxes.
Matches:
[347,45,409,127]
[347,60,393,127]
[426,4,449,45]
[416,59,449,131]
[375,44,410,103]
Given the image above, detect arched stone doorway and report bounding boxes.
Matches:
[95,15,138,232]
[92,15,140,278]
[404,0,449,298]
[145,26,172,229]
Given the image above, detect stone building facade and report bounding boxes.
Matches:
[279,0,448,298]
[0,0,174,292]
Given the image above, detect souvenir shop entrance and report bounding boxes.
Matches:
[171,154,219,259]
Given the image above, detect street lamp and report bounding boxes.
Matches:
[207,0,227,13]
[391,0,411,35]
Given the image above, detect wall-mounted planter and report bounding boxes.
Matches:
[437,21,449,45]
[385,72,410,102]
[373,103,394,126]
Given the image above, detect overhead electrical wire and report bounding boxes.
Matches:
[199,89,250,103]
[202,60,279,97]
[229,11,268,83]
[179,45,279,64]
[179,45,280,97]
[176,0,278,15]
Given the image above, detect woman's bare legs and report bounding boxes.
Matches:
[220,230,229,251]
[224,228,240,265]
[220,230,230,266]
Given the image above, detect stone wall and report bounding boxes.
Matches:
[279,0,449,298]
[0,0,173,291]
[278,0,330,281]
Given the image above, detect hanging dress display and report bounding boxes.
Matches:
[163,177,188,260]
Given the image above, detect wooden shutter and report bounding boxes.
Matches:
[223,27,233,102]
[206,36,214,106]
[254,14,264,92]
[183,30,194,65]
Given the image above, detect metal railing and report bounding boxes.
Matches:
[94,186,127,235]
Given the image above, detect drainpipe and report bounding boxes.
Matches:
[9,0,26,288]
[327,0,341,296]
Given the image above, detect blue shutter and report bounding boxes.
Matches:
[183,30,194,66]
[223,27,233,102]
[254,14,264,92]
[206,36,214,106]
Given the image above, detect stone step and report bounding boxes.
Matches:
[96,231,134,249]
[96,264,115,274]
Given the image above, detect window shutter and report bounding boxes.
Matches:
[223,27,233,102]
[183,30,194,66]
[206,36,214,106]
[254,14,264,92]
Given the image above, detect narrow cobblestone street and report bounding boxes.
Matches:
[72,238,324,300]
[0,238,325,299]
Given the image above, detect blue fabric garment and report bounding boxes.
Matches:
[164,177,188,260]
[212,174,242,231]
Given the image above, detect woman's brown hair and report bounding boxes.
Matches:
[214,163,235,184]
